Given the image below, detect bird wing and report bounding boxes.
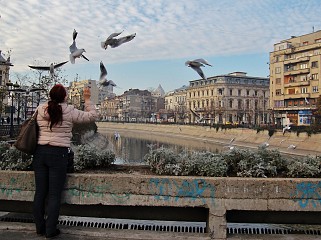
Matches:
[110,33,136,48]
[100,61,107,81]
[108,80,117,87]
[28,65,50,71]
[190,65,206,80]
[185,60,191,66]
[194,58,212,66]
[190,108,200,118]
[107,31,124,40]
[73,29,78,41]
[53,61,69,69]
[69,40,77,53]
[82,54,89,61]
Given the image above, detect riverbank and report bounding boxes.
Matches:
[96,122,321,156]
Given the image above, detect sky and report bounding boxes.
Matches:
[1,0,321,95]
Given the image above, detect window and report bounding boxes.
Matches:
[312,73,318,80]
[238,89,241,96]
[302,41,308,46]
[311,61,318,68]
[229,99,233,108]
[312,86,319,92]
[301,87,307,93]
[229,89,233,96]
[254,90,258,96]
[276,78,281,84]
[288,88,295,94]
[276,89,282,96]
[246,90,250,96]
[238,99,242,109]
[246,100,250,109]
[315,38,321,43]
[275,67,281,74]
[300,63,308,69]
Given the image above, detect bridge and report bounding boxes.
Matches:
[0,170,320,239]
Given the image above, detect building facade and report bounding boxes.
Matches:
[187,72,270,125]
[270,30,321,126]
[164,85,188,123]
[0,51,14,121]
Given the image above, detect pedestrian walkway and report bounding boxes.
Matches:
[1,222,321,240]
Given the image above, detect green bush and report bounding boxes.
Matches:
[0,142,33,171]
[73,144,115,172]
[287,156,321,178]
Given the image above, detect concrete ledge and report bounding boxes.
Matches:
[1,170,321,239]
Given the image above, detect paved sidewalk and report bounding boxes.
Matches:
[1,222,321,240]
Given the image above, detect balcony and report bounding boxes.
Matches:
[284,80,310,88]
[284,68,310,76]
[284,92,310,99]
[284,56,310,65]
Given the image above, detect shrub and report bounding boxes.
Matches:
[287,156,321,178]
[73,144,115,172]
[0,143,32,171]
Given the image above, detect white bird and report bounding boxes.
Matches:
[282,124,292,135]
[260,142,270,148]
[99,61,117,87]
[69,29,89,64]
[101,31,136,50]
[28,61,68,79]
[305,97,310,105]
[185,58,212,80]
[190,108,204,123]
[288,144,296,149]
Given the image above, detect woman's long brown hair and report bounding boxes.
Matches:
[46,84,66,130]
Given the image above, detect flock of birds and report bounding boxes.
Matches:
[27,29,213,89]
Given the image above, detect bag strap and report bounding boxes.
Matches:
[31,108,38,119]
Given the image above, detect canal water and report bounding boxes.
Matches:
[102,130,226,165]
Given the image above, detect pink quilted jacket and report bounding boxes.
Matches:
[36,100,98,147]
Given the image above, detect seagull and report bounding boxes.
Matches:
[282,123,292,135]
[28,61,68,79]
[99,61,117,87]
[259,142,270,148]
[185,58,212,80]
[288,144,296,149]
[69,29,89,64]
[101,31,136,50]
[190,108,204,123]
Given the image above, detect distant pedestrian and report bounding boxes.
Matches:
[1,118,4,125]
[6,116,10,124]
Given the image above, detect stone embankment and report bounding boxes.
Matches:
[96,122,321,156]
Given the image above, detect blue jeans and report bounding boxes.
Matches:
[32,144,68,235]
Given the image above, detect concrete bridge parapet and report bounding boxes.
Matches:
[1,170,321,239]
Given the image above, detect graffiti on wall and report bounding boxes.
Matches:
[148,178,215,205]
[291,181,321,208]
[0,177,22,197]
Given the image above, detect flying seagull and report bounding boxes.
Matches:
[28,61,68,78]
[282,123,292,135]
[190,108,204,123]
[99,61,116,87]
[101,31,136,50]
[69,29,89,64]
[185,58,212,80]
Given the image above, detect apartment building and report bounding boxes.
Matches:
[164,85,188,122]
[270,30,321,126]
[187,72,270,125]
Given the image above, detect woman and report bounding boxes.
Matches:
[33,84,97,238]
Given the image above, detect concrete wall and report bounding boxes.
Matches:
[1,170,321,239]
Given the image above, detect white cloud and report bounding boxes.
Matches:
[1,0,321,86]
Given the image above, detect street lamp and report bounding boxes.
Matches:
[6,81,20,138]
